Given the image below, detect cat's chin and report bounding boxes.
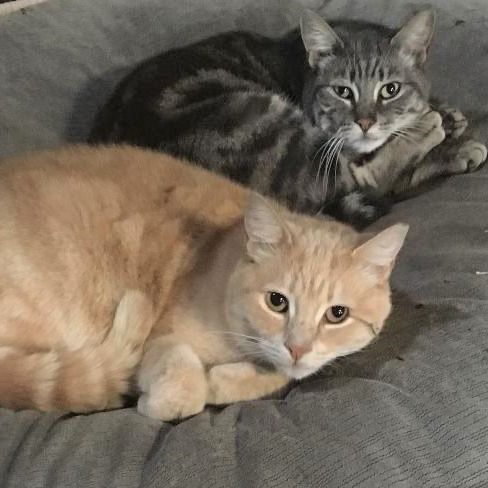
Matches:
[348,136,387,155]
[280,363,320,380]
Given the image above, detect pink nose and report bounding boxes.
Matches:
[356,117,375,133]
[286,343,310,363]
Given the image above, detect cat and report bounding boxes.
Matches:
[89,9,486,229]
[0,144,408,420]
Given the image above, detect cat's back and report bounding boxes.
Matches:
[0,145,247,348]
[88,30,306,151]
[0,144,247,228]
[94,30,289,104]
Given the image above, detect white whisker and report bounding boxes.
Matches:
[324,137,344,198]
[321,137,342,198]
[315,137,338,188]
[332,139,345,196]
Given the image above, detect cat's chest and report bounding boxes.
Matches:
[151,304,239,366]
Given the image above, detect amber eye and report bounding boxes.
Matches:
[332,86,354,100]
[380,82,401,100]
[325,305,349,324]
[265,292,289,313]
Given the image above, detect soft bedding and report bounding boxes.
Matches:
[0,0,488,486]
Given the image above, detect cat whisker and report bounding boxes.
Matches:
[312,137,335,164]
[205,330,263,341]
[331,139,345,195]
[405,121,436,131]
[332,139,345,196]
[315,138,338,195]
[392,130,421,147]
[208,330,286,360]
[241,348,282,359]
[315,137,338,187]
[320,142,337,198]
[205,330,281,352]
[321,137,343,198]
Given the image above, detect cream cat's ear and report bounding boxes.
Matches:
[392,9,436,65]
[353,223,409,271]
[244,192,287,260]
[300,10,343,68]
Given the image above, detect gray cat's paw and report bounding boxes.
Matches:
[439,104,468,139]
[453,140,487,173]
[421,111,445,149]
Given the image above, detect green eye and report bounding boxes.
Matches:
[265,292,289,313]
[380,82,401,100]
[325,305,349,324]
[332,86,354,100]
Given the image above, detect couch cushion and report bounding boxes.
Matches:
[0,0,487,486]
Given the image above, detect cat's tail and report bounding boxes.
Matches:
[0,290,153,413]
[322,190,392,230]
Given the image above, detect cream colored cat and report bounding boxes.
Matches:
[0,145,408,420]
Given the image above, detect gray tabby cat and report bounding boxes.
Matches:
[90,9,486,228]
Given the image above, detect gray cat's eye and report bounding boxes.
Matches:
[379,82,402,100]
[265,292,289,313]
[325,305,349,324]
[332,86,354,100]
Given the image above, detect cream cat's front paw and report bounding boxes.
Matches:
[207,363,257,405]
[207,362,290,406]
[137,344,208,421]
[137,387,206,422]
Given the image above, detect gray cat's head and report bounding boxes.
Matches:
[300,10,435,155]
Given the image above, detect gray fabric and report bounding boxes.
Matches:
[0,0,487,486]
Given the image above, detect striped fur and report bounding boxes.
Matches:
[0,145,407,419]
[90,10,484,228]
[0,290,153,412]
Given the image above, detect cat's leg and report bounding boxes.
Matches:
[393,138,488,194]
[206,362,290,405]
[137,337,208,421]
[0,290,153,412]
[348,111,445,195]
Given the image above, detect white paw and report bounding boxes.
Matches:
[455,140,488,173]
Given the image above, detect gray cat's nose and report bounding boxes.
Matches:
[356,118,376,133]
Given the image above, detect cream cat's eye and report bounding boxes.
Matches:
[324,305,349,324]
[379,82,402,100]
[265,292,289,313]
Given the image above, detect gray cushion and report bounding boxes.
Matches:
[1,0,488,486]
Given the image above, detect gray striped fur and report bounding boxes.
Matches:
[90,9,486,228]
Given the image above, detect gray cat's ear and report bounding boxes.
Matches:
[391,9,436,66]
[300,9,343,68]
[353,223,409,271]
[244,192,286,260]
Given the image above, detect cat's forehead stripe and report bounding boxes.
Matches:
[287,229,348,300]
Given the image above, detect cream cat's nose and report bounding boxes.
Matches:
[286,343,310,363]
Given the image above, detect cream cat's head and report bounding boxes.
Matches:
[226,194,408,380]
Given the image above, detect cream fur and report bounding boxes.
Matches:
[0,145,407,420]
